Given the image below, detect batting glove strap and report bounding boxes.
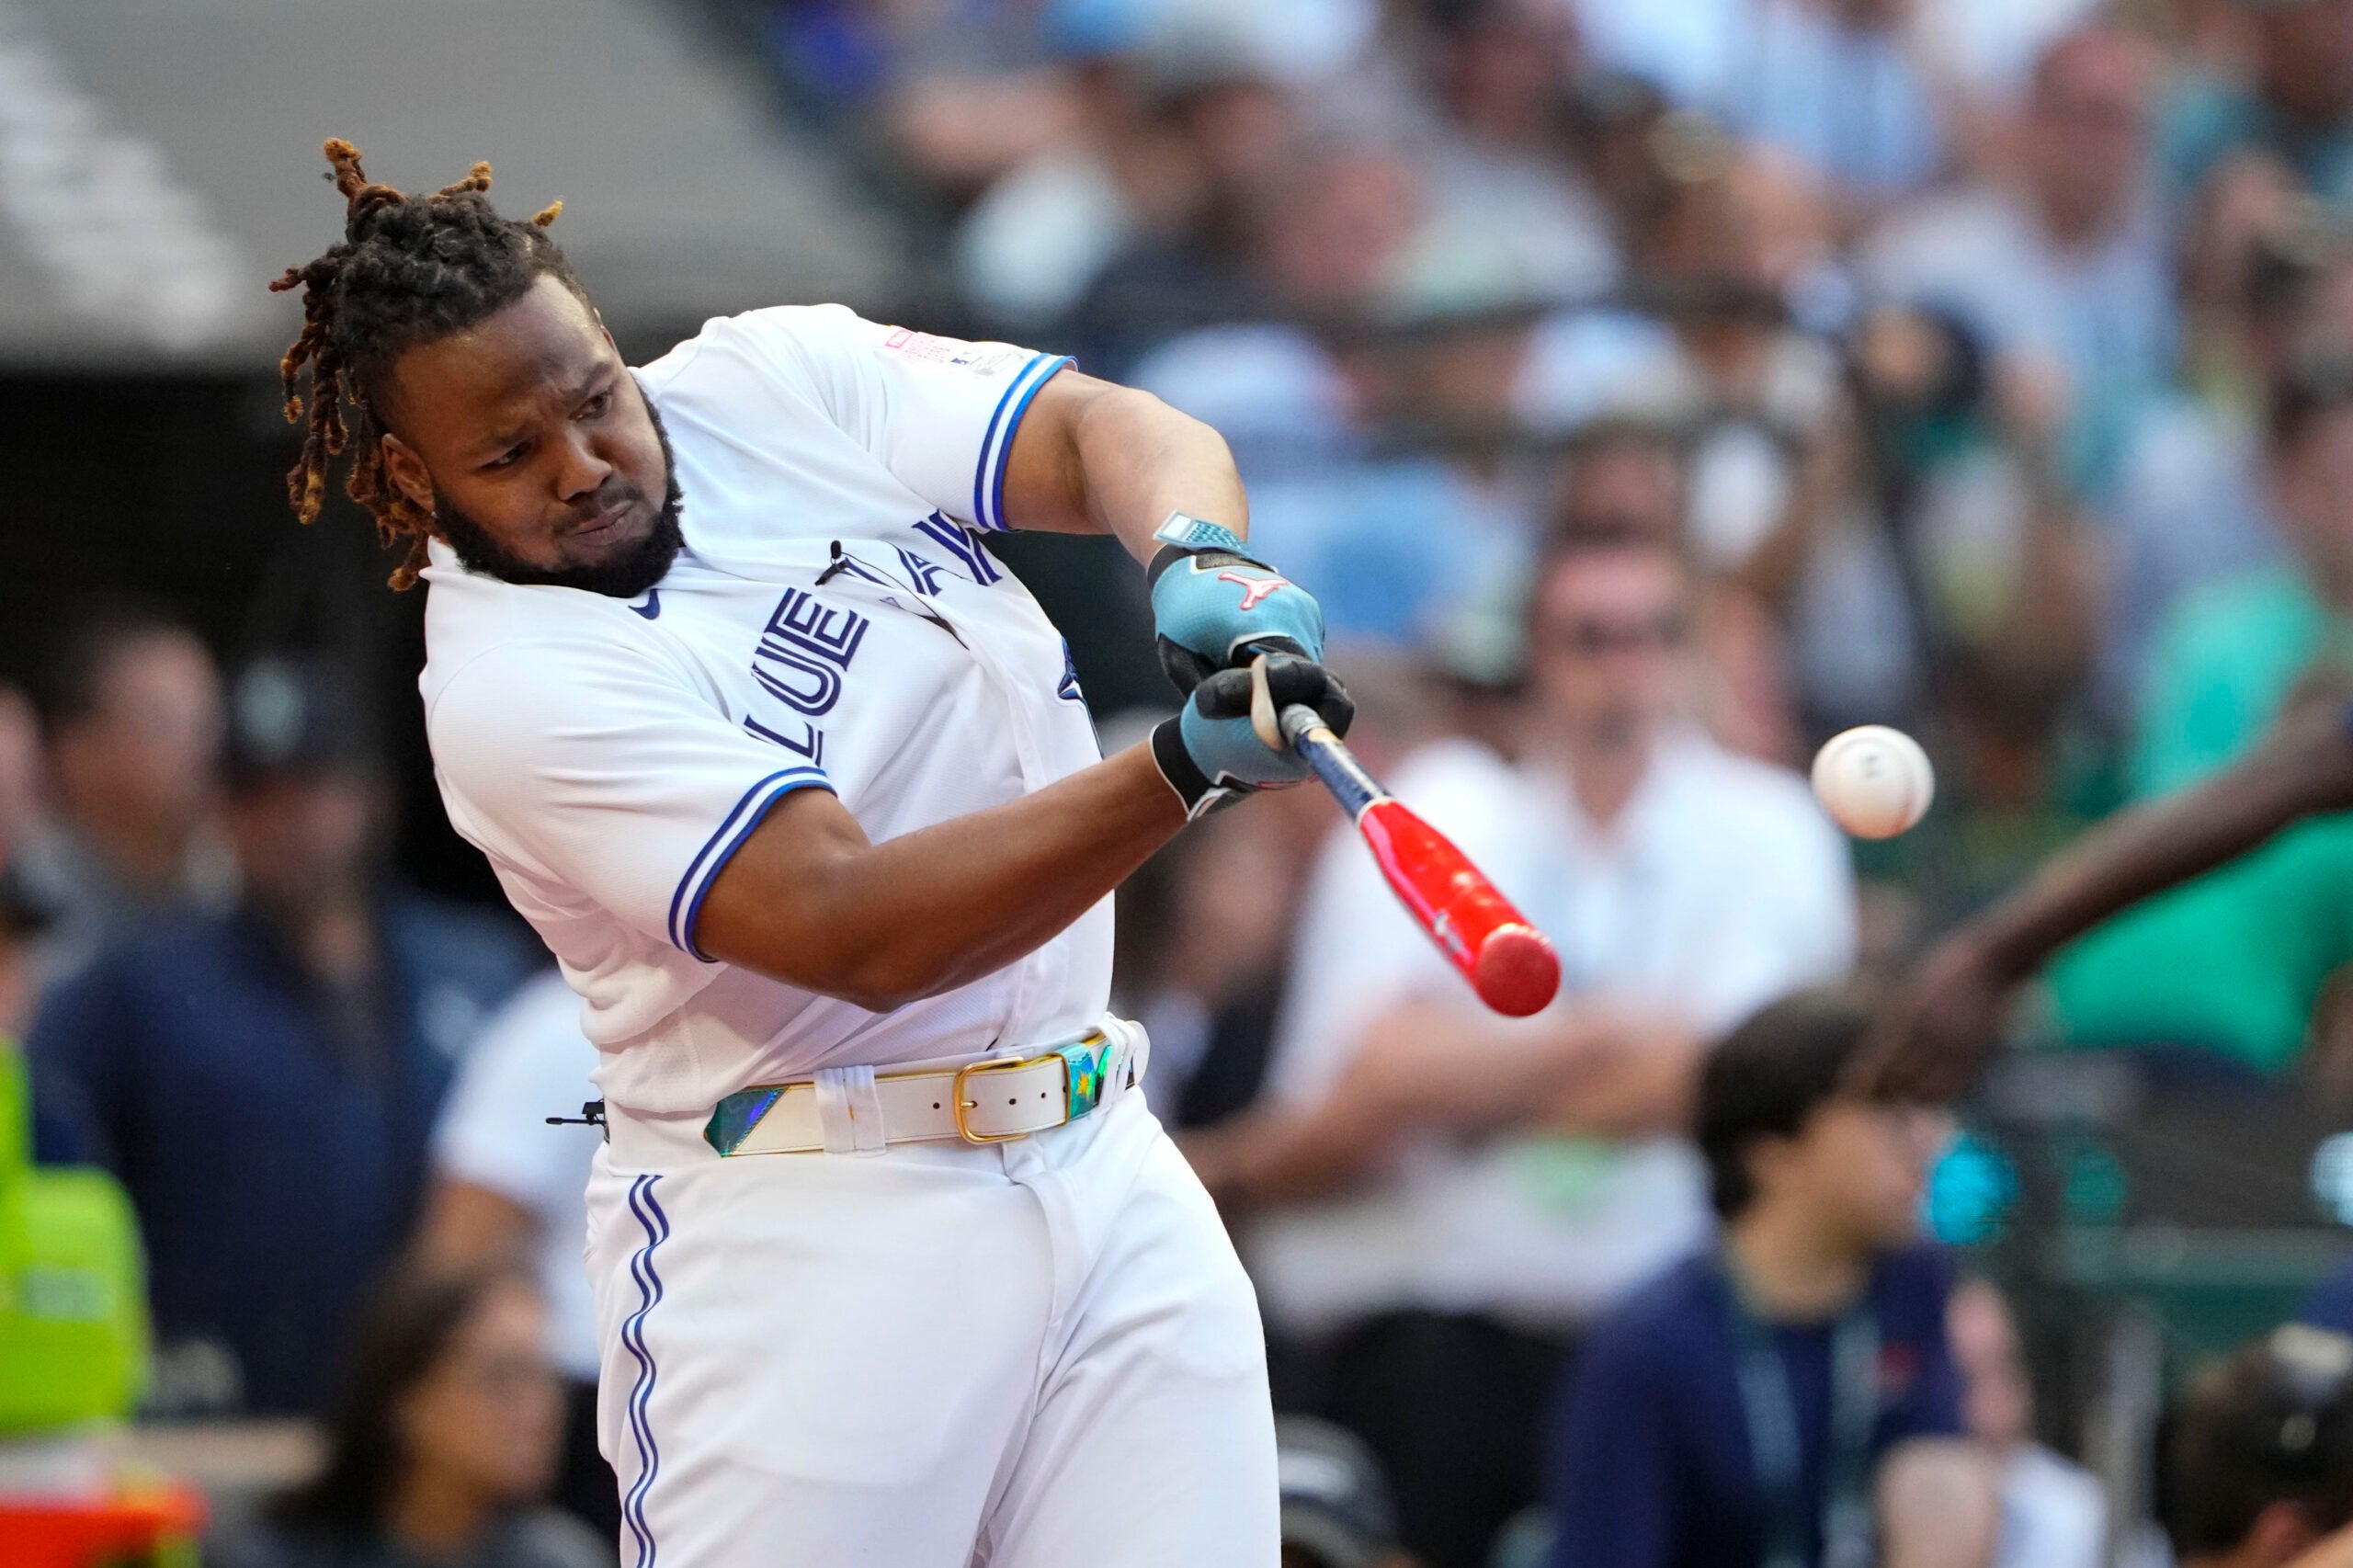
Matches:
[1151,715,1245,821]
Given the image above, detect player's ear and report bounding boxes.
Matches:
[380,431,435,515]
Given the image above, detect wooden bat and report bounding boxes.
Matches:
[1250,657,1561,1017]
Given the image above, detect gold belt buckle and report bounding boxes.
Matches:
[951,1051,1064,1144]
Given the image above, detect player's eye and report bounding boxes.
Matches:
[482,443,529,472]
[577,389,613,419]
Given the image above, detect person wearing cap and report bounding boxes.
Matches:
[27,656,535,1416]
[2165,1324,2353,1568]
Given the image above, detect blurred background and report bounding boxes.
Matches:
[13,0,2353,1564]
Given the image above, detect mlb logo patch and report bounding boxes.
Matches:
[881,327,1019,374]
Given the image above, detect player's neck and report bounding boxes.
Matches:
[1725,1199,1872,1323]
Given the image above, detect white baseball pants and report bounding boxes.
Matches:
[584,1089,1279,1567]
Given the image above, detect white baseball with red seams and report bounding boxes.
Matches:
[1810,725,1936,839]
[419,305,1279,1567]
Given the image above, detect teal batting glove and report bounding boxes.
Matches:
[1151,655,1354,819]
[1146,514,1326,696]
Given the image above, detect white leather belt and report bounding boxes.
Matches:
[699,1019,1147,1157]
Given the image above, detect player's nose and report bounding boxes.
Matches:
[551,426,613,503]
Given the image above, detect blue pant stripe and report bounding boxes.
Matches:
[620,1174,671,1567]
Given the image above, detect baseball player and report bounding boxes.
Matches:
[269,142,1354,1567]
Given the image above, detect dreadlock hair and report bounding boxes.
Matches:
[271,139,574,588]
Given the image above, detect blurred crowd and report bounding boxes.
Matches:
[17,0,2353,1564]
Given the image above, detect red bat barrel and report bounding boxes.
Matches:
[1357,798,1561,1017]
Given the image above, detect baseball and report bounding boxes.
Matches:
[1811,725,1935,839]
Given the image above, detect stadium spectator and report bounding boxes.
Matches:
[1192,531,1853,1567]
[1536,418,1802,763]
[1543,987,1995,1568]
[208,1263,609,1568]
[1708,0,1957,218]
[2097,161,2309,717]
[2161,0,2353,210]
[28,656,533,1415]
[1861,24,2171,499]
[12,599,232,974]
[417,970,615,1542]
[2161,1324,2353,1568]
[2043,357,2353,1073]
[0,684,41,862]
[1947,1277,2105,1568]
[1391,0,1620,312]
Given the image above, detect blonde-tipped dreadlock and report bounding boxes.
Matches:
[270,139,573,588]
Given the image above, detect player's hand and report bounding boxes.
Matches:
[1146,516,1325,696]
[1850,932,2028,1105]
[1151,654,1354,819]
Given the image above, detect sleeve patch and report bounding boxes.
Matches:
[881,328,1025,375]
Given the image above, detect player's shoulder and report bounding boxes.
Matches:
[636,301,875,389]
[418,585,700,766]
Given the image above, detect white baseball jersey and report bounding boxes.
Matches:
[420,306,1108,1117]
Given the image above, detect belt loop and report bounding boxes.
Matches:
[1101,1016,1149,1096]
[814,1065,886,1154]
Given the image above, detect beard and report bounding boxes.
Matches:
[435,393,686,598]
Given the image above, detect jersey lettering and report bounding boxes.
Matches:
[745,713,824,767]
[915,512,1003,585]
[895,547,949,597]
[746,587,869,767]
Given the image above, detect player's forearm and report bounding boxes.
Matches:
[697,744,1186,1012]
[1065,384,1248,562]
[1965,702,2353,978]
[1001,373,1249,562]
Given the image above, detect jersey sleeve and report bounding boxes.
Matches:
[715,304,1071,533]
[428,637,834,961]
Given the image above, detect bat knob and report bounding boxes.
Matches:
[1474,925,1562,1017]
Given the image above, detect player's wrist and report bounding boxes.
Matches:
[1142,512,1266,586]
[1146,512,1326,699]
[1151,713,1244,821]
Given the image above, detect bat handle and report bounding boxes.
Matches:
[1279,702,1386,820]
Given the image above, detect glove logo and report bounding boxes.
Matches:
[1216,570,1290,611]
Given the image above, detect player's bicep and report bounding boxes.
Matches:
[995,369,1119,536]
[690,785,881,986]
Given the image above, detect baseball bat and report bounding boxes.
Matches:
[1249,657,1561,1017]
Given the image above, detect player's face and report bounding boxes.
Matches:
[379,275,679,596]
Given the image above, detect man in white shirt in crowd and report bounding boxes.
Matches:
[1187,526,1855,1568]
[419,970,614,1543]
